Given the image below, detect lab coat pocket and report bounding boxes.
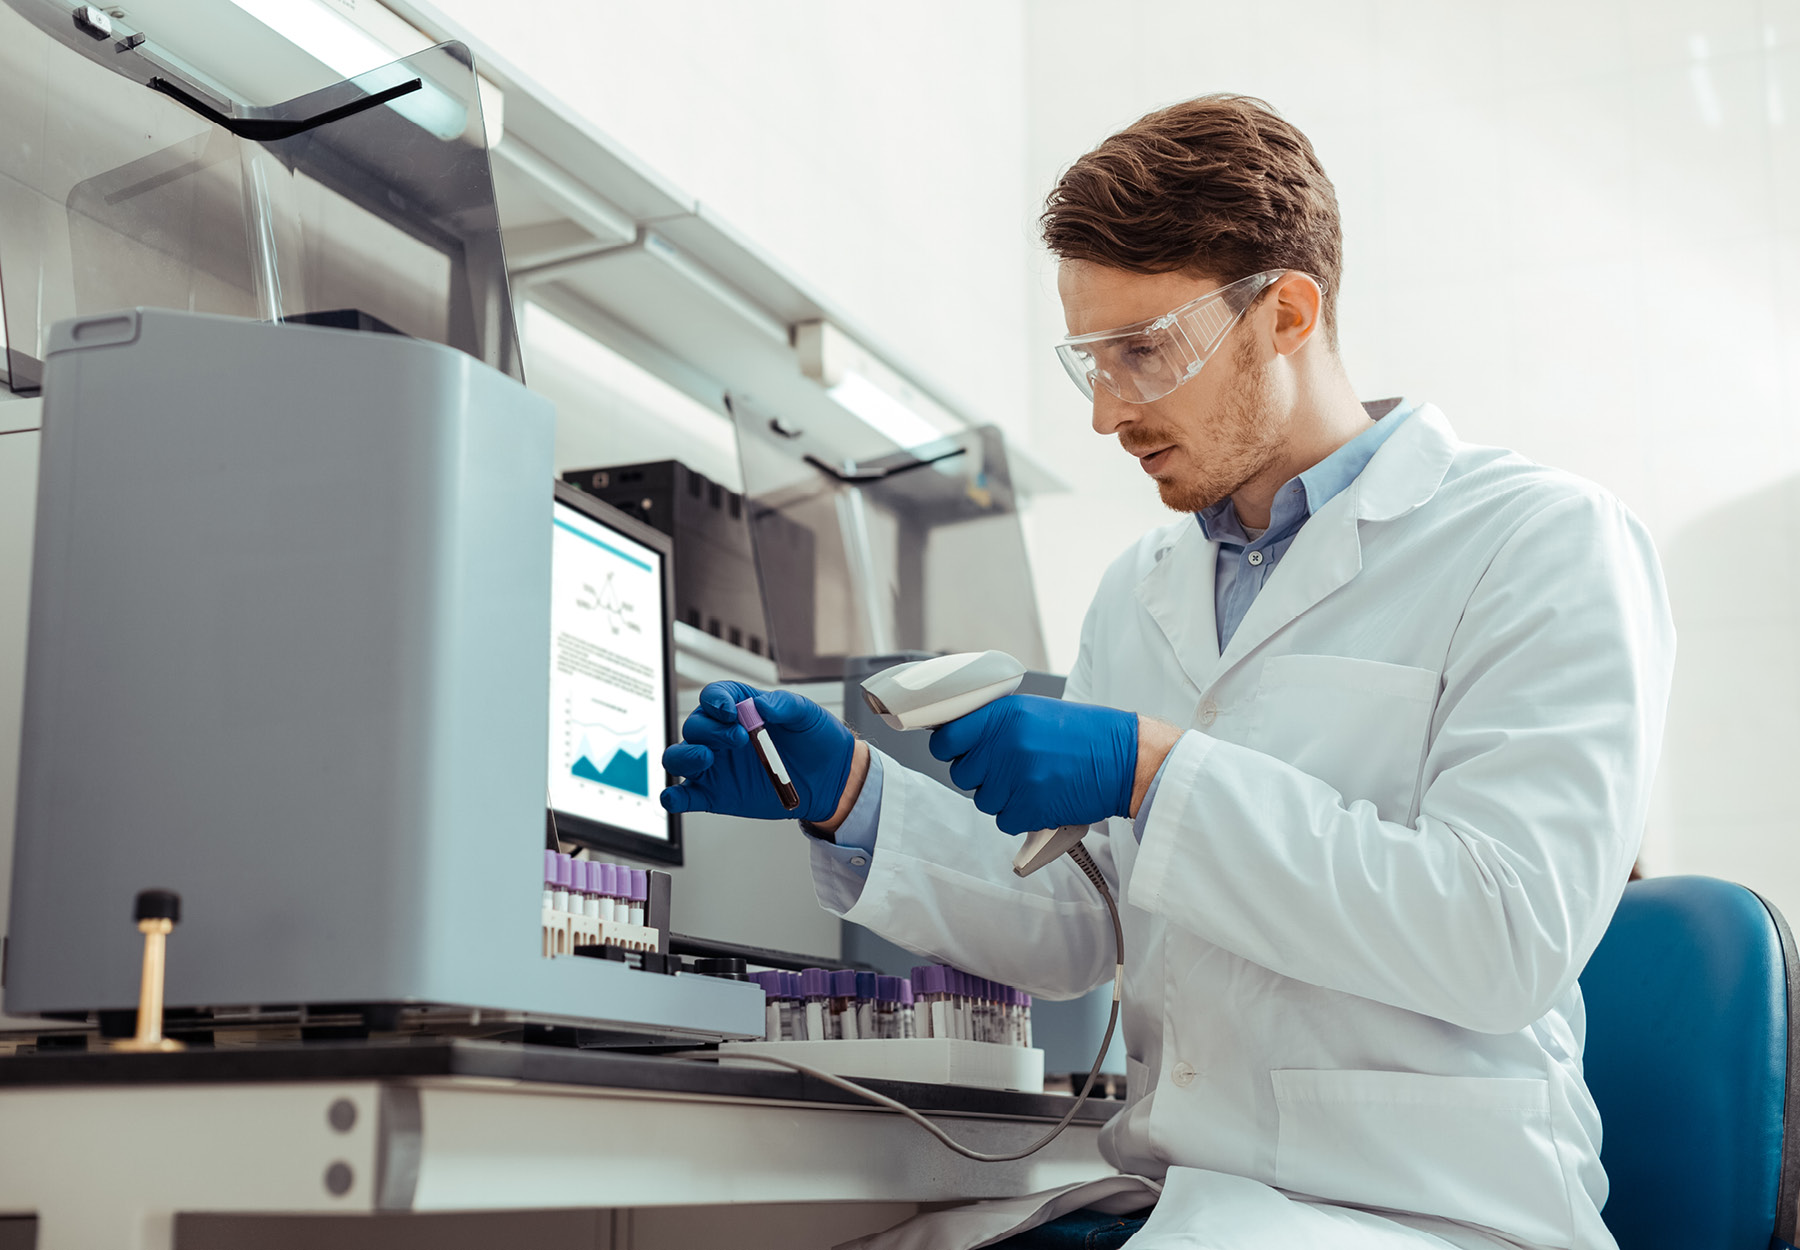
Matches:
[1250,655,1438,820]
[1272,1069,1574,1248]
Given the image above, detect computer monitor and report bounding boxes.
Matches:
[548,481,681,864]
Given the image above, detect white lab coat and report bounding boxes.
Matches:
[816,405,1675,1250]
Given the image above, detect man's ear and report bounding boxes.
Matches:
[1268,272,1325,357]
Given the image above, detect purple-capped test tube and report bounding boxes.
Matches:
[542,850,558,908]
[780,971,804,1040]
[799,968,832,1040]
[855,971,879,1039]
[949,970,969,1041]
[916,966,950,1039]
[899,978,917,1038]
[629,869,648,926]
[554,853,573,912]
[736,697,799,811]
[830,969,860,1040]
[873,975,900,1039]
[597,868,619,922]
[569,860,589,918]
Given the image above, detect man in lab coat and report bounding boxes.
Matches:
[663,94,1673,1250]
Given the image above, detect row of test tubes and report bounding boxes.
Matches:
[753,970,915,1042]
[751,965,1032,1047]
[542,851,649,956]
[910,965,1032,1047]
[544,851,648,925]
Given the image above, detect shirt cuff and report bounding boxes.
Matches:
[808,751,884,913]
[1132,750,1175,843]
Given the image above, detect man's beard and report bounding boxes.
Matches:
[1148,337,1283,515]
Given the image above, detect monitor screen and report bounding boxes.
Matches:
[547,483,680,863]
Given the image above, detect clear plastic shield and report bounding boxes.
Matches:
[731,395,1049,681]
[0,0,518,392]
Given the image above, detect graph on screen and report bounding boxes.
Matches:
[566,711,650,797]
[548,500,668,841]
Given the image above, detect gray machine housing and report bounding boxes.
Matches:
[5,309,760,1040]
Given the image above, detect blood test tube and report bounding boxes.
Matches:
[800,968,832,1040]
[735,697,799,810]
[781,972,805,1040]
[830,969,859,1040]
[855,971,878,1039]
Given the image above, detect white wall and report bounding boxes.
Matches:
[1022,0,1800,911]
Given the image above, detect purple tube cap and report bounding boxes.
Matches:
[800,968,830,998]
[630,868,648,901]
[899,981,914,1006]
[555,853,573,888]
[920,966,948,995]
[855,971,878,999]
[830,968,858,997]
[781,971,802,999]
[752,971,780,997]
[543,849,558,884]
[735,696,765,733]
[571,860,589,893]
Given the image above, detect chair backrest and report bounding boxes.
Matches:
[1580,876,1800,1249]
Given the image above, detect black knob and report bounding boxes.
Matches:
[692,957,748,981]
[134,889,180,924]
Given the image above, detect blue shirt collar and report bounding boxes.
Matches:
[1197,398,1417,547]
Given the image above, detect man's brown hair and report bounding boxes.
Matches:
[1041,95,1342,348]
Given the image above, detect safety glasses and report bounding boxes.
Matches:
[1055,270,1289,404]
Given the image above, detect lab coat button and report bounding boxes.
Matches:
[850,856,867,867]
[1198,699,1218,727]
[1171,1061,1197,1087]
[1247,550,1265,566]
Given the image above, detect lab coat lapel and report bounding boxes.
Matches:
[1213,493,1362,678]
[1133,518,1221,696]
[1211,403,1460,684]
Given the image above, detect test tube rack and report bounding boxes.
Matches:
[541,853,661,958]
[718,1038,1046,1093]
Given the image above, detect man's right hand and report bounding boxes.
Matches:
[660,682,859,825]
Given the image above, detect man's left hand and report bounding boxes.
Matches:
[928,694,1139,835]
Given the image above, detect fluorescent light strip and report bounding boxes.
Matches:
[827,371,948,451]
[223,0,472,141]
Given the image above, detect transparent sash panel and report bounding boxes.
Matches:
[731,395,1049,681]
[0,0,518,392]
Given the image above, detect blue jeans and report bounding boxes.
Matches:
[985,1208,1152,1249]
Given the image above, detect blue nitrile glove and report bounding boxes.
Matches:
[927,694,1138,836]
[661,681,856,823]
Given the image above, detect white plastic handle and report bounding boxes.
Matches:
[1012,824,1088,877]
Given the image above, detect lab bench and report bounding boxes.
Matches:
[0,1038,1118,1250]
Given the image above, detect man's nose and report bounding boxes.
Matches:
[1091,389,1133,436]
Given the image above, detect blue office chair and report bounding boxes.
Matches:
[1581,876,1800,1249]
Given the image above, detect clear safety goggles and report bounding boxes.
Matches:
[1054,269,1289,404]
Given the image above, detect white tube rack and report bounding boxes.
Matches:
[718,1037,1045,1093]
